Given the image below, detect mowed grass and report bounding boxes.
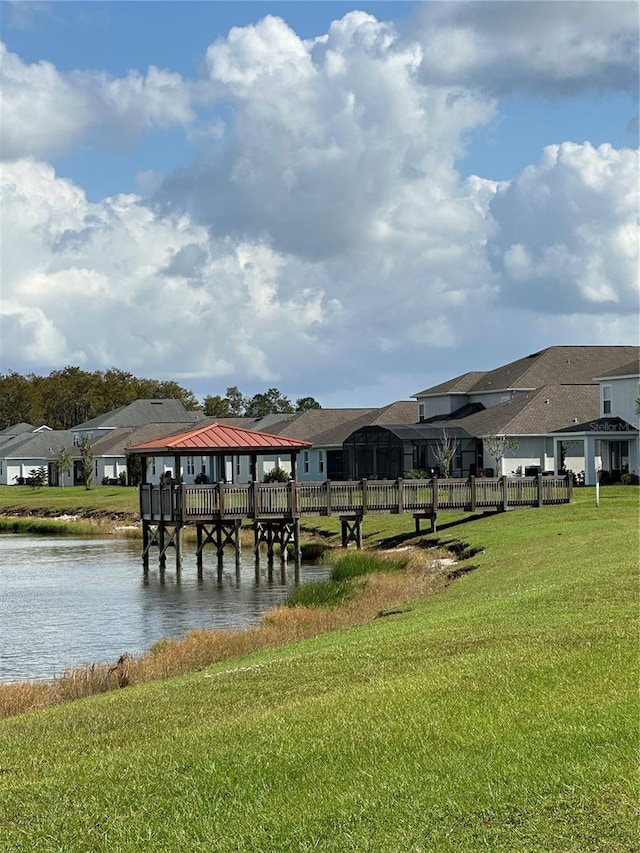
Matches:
[0,484,139,515]
[0,488,638,852]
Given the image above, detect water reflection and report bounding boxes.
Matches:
[0,535,330,682]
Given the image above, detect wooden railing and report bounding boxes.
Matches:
[140,475,572,523]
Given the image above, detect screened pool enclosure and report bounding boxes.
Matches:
[342,424,483,480]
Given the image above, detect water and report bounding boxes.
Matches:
[0,535,330,682]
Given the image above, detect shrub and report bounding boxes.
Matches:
[620,472,639,486]
[118,471,127,486]
[263,467,290,483]
[101,476,110,486]
[405,469,429,480]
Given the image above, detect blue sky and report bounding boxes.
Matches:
[1,1,638,406]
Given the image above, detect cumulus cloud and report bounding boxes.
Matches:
[413,0,639,94]
[0,43,194,160]
[158,13,496,260]
[0,9,638,404]
[0,159,332,384]
[488,142,639,314]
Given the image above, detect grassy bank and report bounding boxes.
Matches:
[0,488,638,851]
[0,484,140,535]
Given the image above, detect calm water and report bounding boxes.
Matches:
[0,535,330,682]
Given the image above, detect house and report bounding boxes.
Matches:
[553,360,639,485]
[407,346,639,481]
[0,428,73,486]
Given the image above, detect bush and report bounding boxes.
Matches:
[405,469,429,480]
[118,471,127,486]
[620,472,639,486]
[101,476,110,486]
[263,467,290,483]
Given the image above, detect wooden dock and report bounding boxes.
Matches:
[139,475,572,570]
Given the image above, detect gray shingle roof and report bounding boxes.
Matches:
[0,430,74,460]
[74,399,205,430]
[91,422,205,455]
[593,360,640,380]
[415,346,639,396]
[413,371,487,397]
[0,422,36,437]
[452,385,599,436]
[309,402,418,447]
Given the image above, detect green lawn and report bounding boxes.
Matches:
[0,488,638,851]
[0,484,139,515]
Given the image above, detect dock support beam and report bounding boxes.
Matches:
[141,520,183,571]
[196,520,243,572]
[253,520,301,564]
[340,516,362,549]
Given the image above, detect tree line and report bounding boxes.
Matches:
[0,367,320,431]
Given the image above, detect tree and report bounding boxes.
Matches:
[79,437,94,490]
[295,397,321,412]
[245,388,293,418]
[483,434,519,476]
[27,466,48,489]
[635,395,640,416]
[0,370,44,428]
[55,447,74,488]
[203,394,233,418]
[225,386,247,417]
[433,429,459,477]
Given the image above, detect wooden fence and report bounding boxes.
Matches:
[140,475,572,524]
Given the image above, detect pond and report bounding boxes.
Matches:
[0,535,331,682]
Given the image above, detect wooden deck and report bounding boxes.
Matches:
[140,475,572,523]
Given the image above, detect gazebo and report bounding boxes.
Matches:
[126,421,312,484]
[126,422,312,570]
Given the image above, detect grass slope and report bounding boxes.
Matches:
[0,489,638,852]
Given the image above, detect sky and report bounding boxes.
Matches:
[1,1,638,408]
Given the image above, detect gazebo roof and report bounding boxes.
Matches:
[125,422,312,455]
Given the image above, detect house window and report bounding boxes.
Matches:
[94,460,98,477]
[151,459,156,475]
[318,450,325,475]
[235,456,241,476]
[303,451,310,474]
[187,456,195,475]
[602,385,612,415]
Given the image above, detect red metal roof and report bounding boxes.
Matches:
[126,422,312,454]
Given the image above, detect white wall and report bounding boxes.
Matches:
[484,435,550,476]
[416,395,463,420]
[600,376,639,424]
